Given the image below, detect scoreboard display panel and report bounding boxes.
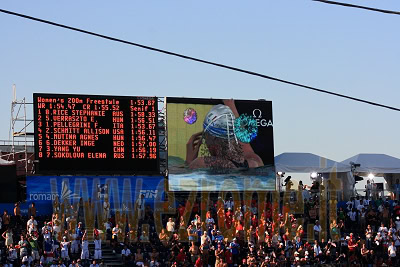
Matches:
[33,93,159,174]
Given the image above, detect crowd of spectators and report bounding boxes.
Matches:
[4,183,400,266]
[0,202,106,267]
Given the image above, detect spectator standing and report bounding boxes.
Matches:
[8,244,18,266]
[2,210,10,230]
[348,208,357,231]
[388,241,397,264]
[103,198,110,221]
[224,197,234,211]
[94,234,102,260]
[166,217,176,234]
[136,194,146,221]
[28,202,37,218]
[27,215,38,235]
[29,234,40,264]
[112,224,121,253]
[14,202,21,228]
[81,231,90,264]
[2,228,13,247]
[60,236,70,261]
[313,220,321,241]
[18,235,29,260]
[230,238,240,265]
[189,241,199,264]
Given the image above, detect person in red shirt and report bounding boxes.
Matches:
[225,208,233,229]
[176,248,186,264]
[195,256,203,267]
[235,221,244,232]
[251,214,258,228]
[347,233,358,254]
[225,247,233,266]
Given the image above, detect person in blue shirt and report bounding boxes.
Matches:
[215,231,224,243]
[76,222,84,239]
[229,238,240,265]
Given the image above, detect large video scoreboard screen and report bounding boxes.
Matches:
[33,93,159,174]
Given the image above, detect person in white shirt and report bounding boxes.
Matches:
[112,224,121,253]
[71,233,80,255]
[94,235,102,260]
[42,222,52,235]
[21,255,29,267]
[348,209,357,224]
[395,217,400,231]
[313,240,321,255]
[388,241,396,259]
[313,220,321,241]
[346,199,353,212]
[43,228,52,243]
[61,236,70,260]
[363,197,370,207]
[354,197,361,209]
[224,198,234,210]
[136,194,146,220]
[27,216,38,234]
[166,218,175,233]
[121,245,131,264]
[81,231,89,261]
[378,223,388,234]
[8,245,17,265]
[356,203,364,212]
[200,231,211,247]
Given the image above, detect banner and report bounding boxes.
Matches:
[26,176,165,216]
[167,98,276,191]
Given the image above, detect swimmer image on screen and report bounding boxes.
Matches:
[186,100,263,170]
[167,97,276,192]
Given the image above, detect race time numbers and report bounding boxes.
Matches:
[33,93,159,174]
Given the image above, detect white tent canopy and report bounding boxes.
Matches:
[275,152,355,199]
[275,152,351,173]
[341,153,400,175]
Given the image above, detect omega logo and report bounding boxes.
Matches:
[252,109,273,127]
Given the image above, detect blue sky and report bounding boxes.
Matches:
[1,0,399,163]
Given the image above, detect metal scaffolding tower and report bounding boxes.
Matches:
[8,85,35,174]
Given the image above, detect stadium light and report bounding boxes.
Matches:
[310,172,318,179]
[368,173,375,179]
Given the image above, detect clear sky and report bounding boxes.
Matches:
[1,0,399,164]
